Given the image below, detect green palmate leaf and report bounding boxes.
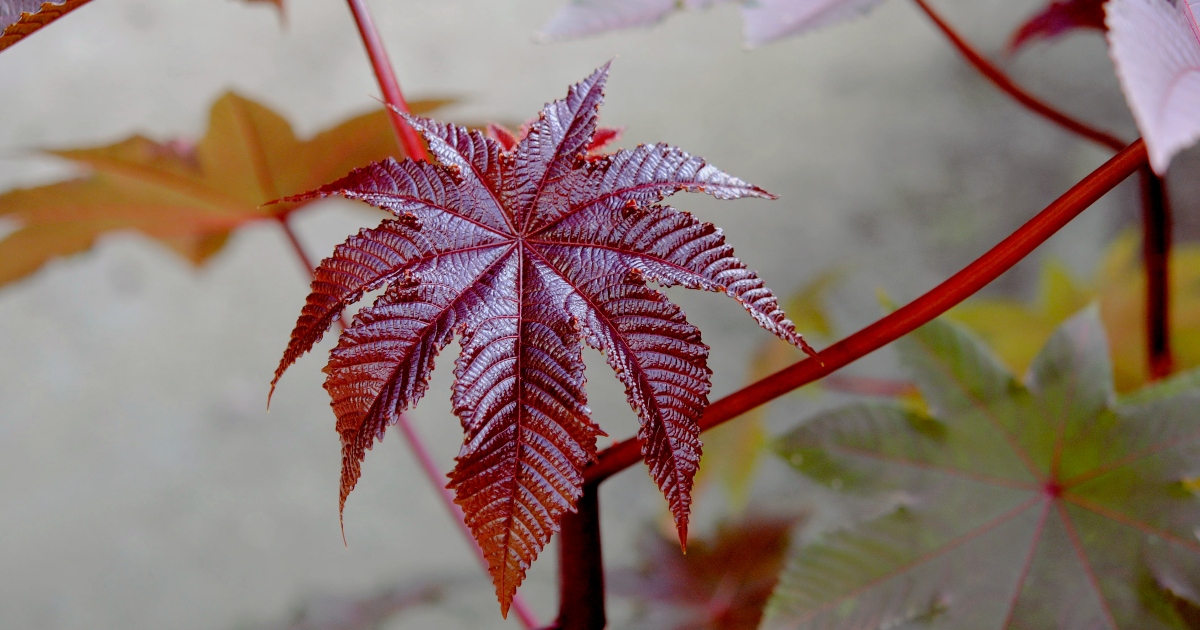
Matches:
[766,308,1200,629]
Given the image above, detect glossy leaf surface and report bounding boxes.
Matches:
[0,0,90,52]
[540,0,884,46]
[611,516,798,629]
[952,232,1200,393]
[1107,0,1200,173]
[1009,0,1106,52]
[272,65,807,614]
[0,93,443,287]
[766,309,1200,629]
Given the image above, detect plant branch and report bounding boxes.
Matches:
[911,0,1175,381]
[276,215,539,629]
[584,140,1148,485]
[345,0,428,161]
[910,0,1125,153]
[1140,168,1174,379]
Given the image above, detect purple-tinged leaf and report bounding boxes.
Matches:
[1107,0,1200,174]
[539,0,689,41]
[272,64,808,615]
[741,0,885,46]
[539,0,884,45]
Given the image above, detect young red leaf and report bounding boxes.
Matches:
[0,0,91,52]
[272,64,811,615]
[611,516,799,629]
[1107,0,1200,174]
[540,0,884,46]
[1008,0,1107,52]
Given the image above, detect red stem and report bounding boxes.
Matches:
[909,0,1126,153]
[344,0,428,162]
[277,216,539,629]
[585,140,1148,484]
[1140,169,1174,379]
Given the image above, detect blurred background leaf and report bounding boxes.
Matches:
[951,232,1200,392]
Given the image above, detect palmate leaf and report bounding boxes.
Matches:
[766,308,1200,629]
[270,64,812,615]
[0,93,445,287]
[1008,0,1107,52]
[1107,0,1200,174]
[539,0,884,47]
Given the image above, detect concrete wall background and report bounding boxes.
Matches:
[0,0,1147,628]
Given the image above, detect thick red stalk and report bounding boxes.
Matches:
[344,0,428,162]
[277,216,539,629]
[909,0,1125,153]
[585,140,1148,484]
[1140,169,1174,379]
[555,485,606,630]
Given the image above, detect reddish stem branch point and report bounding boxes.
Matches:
[910,0,1126,153]
[344,0,428,161]
[909,0,1172,380]
[585,140,1148,485]
[277,216,539,629]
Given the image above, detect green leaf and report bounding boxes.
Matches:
[766,308,1200,629]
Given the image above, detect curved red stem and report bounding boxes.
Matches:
[910,0,1173,380]
[910,0,1125,153]
[585,140,1148,485]
[344,0,428,162]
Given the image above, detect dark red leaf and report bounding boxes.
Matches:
[612,516,799,630]
[272,64,807,614]
[1008,0,1106,53]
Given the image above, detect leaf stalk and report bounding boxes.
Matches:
[910,0,1173,381]
[909,0,1125,152]
[344,0,429,162]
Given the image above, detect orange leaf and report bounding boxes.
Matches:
[0,92,449,287]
